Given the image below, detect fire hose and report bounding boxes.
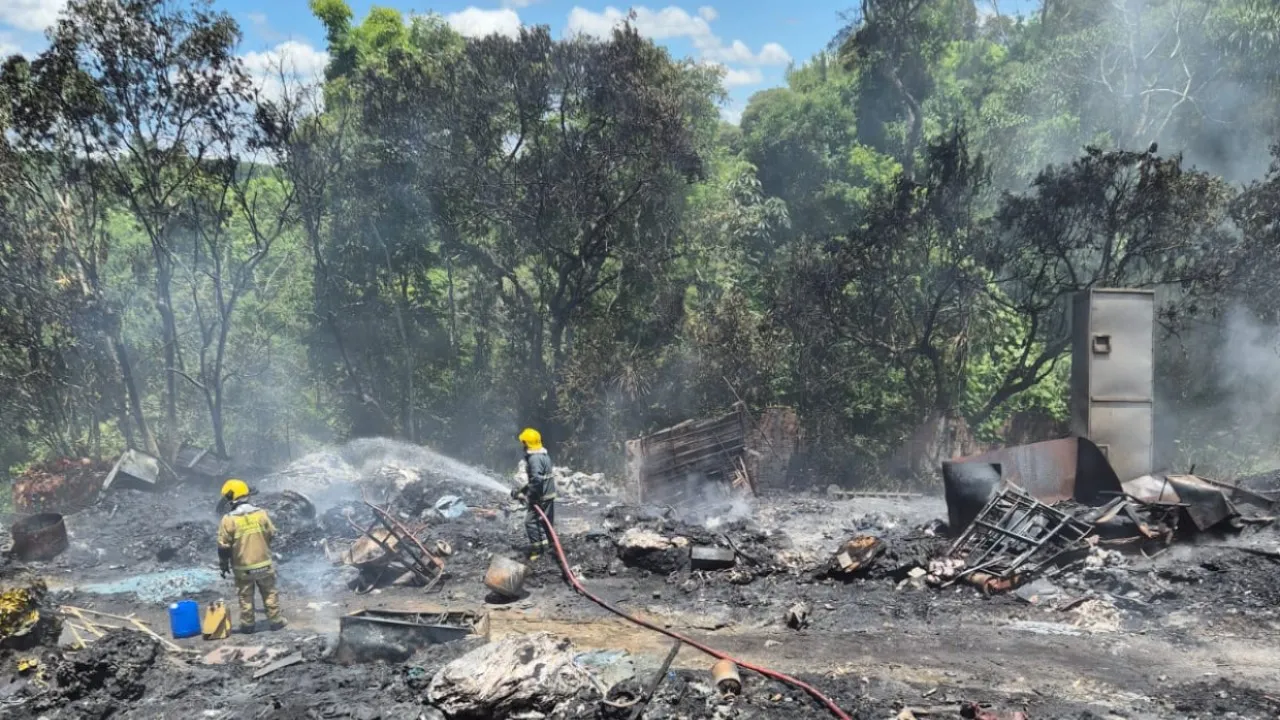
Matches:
[530,504,853,720]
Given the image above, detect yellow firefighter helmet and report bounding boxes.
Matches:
[220,478,250,502]
[518,427,543,450]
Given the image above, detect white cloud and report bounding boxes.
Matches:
[755,42,791,65]
[702,39,752,63]
[446,7,522,39]
[700,59,763,88]
[0,0,65,33]
[720,104,744,125]
[703,39,791,66]
[567,6,713,42]
[564,6,624,38]
[720,66,763,88]
[501,0,538,7]
[239,40,329,103]
[565,6,790,65]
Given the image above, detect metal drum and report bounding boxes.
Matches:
[711,659,741,694]
[11,513,69,561]
[483,555,529,598]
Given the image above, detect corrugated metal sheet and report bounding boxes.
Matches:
[626,405,748,503]
[626,405,801,502]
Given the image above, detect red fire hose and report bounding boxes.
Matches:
[531,504,853,720]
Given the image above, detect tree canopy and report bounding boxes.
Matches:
[3,0,1280,483]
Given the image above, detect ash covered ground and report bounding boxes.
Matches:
[3,446,1280,719]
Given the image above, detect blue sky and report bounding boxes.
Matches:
[1,0,1043,123]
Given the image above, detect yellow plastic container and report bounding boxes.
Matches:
[201,600,231,640]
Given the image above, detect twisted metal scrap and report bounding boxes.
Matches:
[343,490,446,593]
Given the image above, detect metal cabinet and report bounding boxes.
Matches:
[1070,289,1154,482]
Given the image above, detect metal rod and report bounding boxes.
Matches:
[629,639,683,720]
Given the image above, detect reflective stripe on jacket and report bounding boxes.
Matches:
[523,448,556,501]
[217,503,276,573]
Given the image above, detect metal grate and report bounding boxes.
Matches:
[947,485,1093,580]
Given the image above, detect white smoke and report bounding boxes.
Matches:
[1216,306,1280,469]
[657,474,754,530]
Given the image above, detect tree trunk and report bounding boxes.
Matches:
[544,312,571,442]
[211,391,226,458]
[886,67,924,178]
[108,327,158,456]
[117,405,134,450]
[154,253,179,453]
[446,253,459,370]
[397,276,415,443]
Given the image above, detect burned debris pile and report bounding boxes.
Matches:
[13,459,115,514]
[5,434,1280,719]
[42,629,162,711]
[427,633,598,718]
[591,504,793,583]
[932,486,1092,593]
[926,442,1280,604]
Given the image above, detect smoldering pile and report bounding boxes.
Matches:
[561,498,947,596]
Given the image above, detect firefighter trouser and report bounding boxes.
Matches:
[524,498,555,553]
[234,566,283,629]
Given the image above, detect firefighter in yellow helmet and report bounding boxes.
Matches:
[512,428,555,562]
[216,479,286,634]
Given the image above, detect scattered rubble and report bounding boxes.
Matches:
[616,527,688,575]
[2,435,1280,719]
[785,601,810,630]
[427,632,598,718]
[45,629,161,708]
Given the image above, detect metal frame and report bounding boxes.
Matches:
[947,485,1093,580]
[346,492,446,593]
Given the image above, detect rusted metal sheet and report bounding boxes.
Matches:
[102,449,159,491]
[942,460,1002,533]
[628,404,804,502]
[744,407,800,491]
[1121,474,1181,504]
[1122,474,1240,532]
[1193,476,1277,510]
[335,609,489,664]
[626,404,748,503]
[176,443,231,478]
[952,436,1122,505]
[1165,475,1237,531]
